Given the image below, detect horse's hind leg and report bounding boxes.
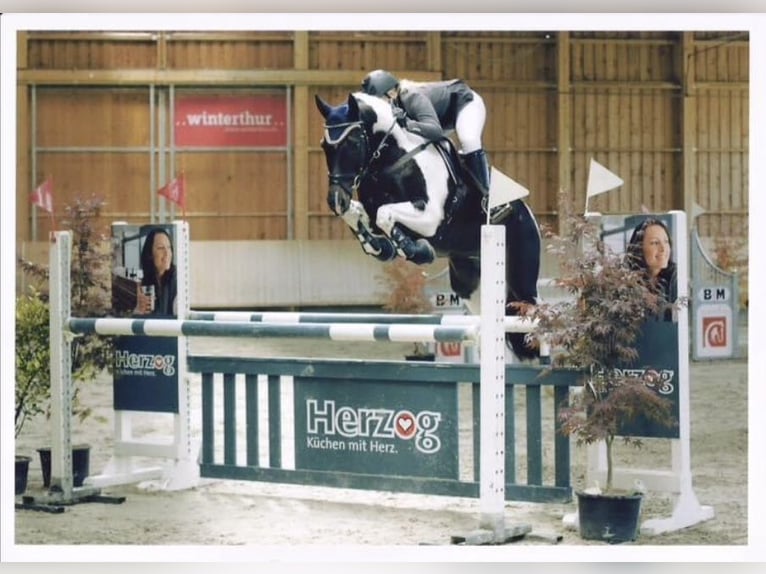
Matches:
[504,200,541,304]
[448,255,481,300]
[503,200,542,361]
[389,224,436,264]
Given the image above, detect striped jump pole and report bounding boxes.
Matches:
[188,310,540,334]
[66,317,479,344]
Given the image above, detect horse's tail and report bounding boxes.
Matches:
[503,199,542,361]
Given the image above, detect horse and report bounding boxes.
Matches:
[315,91,542,360]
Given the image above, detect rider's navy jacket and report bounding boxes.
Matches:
[395,79,475,140]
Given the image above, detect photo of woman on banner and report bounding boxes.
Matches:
[626,216,678,322]
[135,227,178,317]
[597,213,683,439]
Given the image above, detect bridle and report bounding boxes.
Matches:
[322,102,443,217]
[322,117,397,201]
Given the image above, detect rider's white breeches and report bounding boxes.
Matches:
[455,91,486,153]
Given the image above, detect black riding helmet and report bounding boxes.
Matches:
[361,69,399,97]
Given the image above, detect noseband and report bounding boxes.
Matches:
[322,118,397,196]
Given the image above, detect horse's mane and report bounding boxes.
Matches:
[351,91,426,148]
[352,91,394,127]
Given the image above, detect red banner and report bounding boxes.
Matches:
[174,94,287,148]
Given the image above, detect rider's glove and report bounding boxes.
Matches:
[392,105,408,127]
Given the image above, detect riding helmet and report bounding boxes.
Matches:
[361,69,399,97]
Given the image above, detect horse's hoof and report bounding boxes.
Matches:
[410,239,436,265]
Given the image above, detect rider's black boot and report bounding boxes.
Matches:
[389,224,435,265]
[461,149,491,203]
[462,148,514,222]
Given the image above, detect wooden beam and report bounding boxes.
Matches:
[426,32,442,74]
[556,31,571,235]
[18,68,442,87]
[293,31,310,241]
[17,32,31,243]
[157,31,168,69]
[569,81,681,91]
[681,31,697,230]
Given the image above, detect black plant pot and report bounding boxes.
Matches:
[15,455,32,495]
[37,444,91,488]
[405,353,436,362]
[576,490,643,543]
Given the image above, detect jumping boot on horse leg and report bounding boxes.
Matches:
[356,230,396,261]
[389,224,436,265]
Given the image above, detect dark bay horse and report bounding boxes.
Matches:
[315,92,542,360]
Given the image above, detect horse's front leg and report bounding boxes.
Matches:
[339,198,369,228]
[375,201,442,265]
[341,199,396,261]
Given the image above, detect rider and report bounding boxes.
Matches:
[360,69,492,208]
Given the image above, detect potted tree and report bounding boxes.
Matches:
[531,209,678,543]
[16,195,114,490]
[14,287,50,495]
[377,257,435,360]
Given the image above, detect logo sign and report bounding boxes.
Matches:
[393,411,418,440]
[616,321,680,439]
[702,316,728,348]
[175,93,287,148]
[695,304,733,358]
[697,286,730,303]
[294,379,457,478]
[113,335,179,413]
[431,292,463,309]
[436,341,463,363]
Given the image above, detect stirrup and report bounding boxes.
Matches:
[481,196,514,224]
[490,203,514,224]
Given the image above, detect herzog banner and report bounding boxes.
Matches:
[293,378,458,479]
[601,213,682,440]
[111,223,180,413]
[174,93,288,148]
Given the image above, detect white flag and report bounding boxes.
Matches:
[586,158,623,198]
[488,166,529,209]
[691,201,707,221]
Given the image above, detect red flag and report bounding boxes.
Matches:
[30,177,54,213]
[158,173,187,213]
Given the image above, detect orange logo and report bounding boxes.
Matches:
[439,342,462,356]
[702,316,727,348]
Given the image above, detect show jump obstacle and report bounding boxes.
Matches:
[47,222,559,543]
[43,214,712,539]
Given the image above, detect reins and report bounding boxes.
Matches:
[323,115,437,194]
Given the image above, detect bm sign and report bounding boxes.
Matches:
[697,286,730,303]
[431,292,463,309]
